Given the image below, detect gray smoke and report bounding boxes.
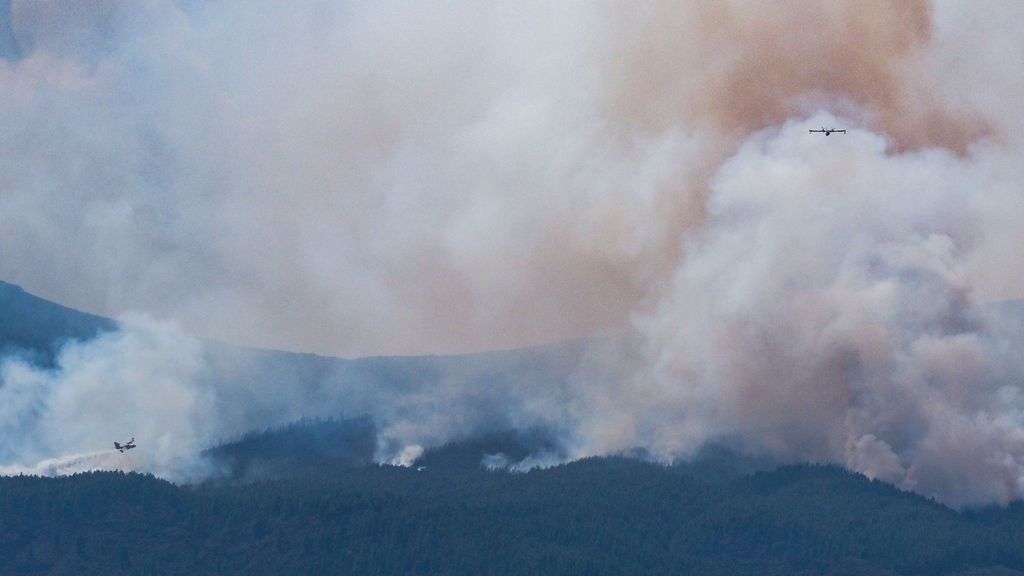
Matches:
[1,1,1023,506]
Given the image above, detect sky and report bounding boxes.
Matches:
[2,0,1024,507]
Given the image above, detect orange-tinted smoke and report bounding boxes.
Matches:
[604,0,987,153]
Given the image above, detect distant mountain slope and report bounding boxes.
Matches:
[0,0,20,61]
[0,280,117,364]
[204,417,378,481]
[5,280,1024,573]
[0,279,593,464]
[3,455,1024,576]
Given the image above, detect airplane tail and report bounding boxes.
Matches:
[114,442,122,450]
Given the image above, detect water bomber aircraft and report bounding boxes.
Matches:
[809,127,846,136]
[114,437,136,453]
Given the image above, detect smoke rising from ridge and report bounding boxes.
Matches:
[1,1,1024,506]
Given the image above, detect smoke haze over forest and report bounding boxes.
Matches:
[2,1,1024,508]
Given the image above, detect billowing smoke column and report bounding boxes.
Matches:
[607,121,1024,507]
[0,316,217,480]
[1,1,1023,507]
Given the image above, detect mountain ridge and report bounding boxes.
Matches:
[0,279,117,365]
[4,278,1024,574]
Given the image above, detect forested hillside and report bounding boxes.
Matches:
[3,450,1024,576]
[5,280,1024,574]
[0,280,115,365]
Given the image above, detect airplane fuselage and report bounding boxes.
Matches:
[115,438,136,453]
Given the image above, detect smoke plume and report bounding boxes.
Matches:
[1,1,1023,506]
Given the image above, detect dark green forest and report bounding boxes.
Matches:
[4,441,1024,576]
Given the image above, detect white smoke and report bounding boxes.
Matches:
[1,1,1023,506]
[0,450,128,477]
[388,444,424,468]
[0,315,216,481]
[482,451,563,473]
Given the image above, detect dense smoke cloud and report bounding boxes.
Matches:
[4,0,1005,357]
[1,1,1023,506]
[627,120,1024,506]
[0,316,216,480]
